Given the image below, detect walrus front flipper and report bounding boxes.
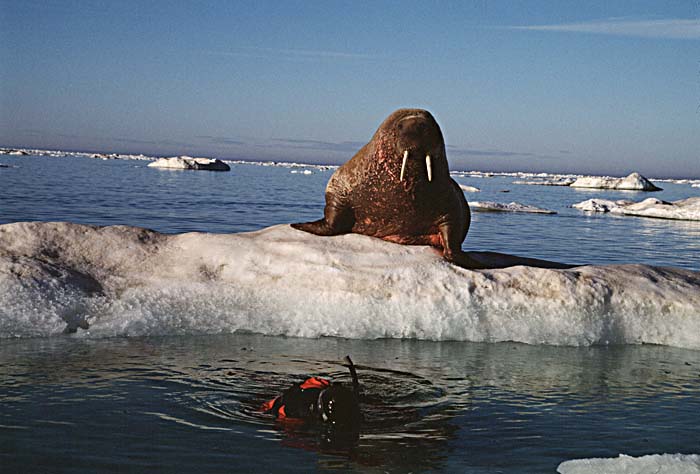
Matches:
[438,221,488,270]
[292,196,354,236]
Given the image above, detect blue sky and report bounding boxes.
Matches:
[1,0,699,177]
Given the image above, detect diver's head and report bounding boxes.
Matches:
[317,384,360,427]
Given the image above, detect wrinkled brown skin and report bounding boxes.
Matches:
[292,109,572,270]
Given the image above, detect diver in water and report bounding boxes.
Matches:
[261,356,361,430]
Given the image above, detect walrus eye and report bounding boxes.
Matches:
[425,155,432,182]
[400,150,408,181]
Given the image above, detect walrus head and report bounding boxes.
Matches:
[375,108,448,185]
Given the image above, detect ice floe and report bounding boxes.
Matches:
[228,159,336,171]
[652,177,700,186]
[469,201,556,214]
[570,172,662,191]
[1,222,698,348]
[573,197,700,221]
[148,156,230,171]
[458,184,481,192]
[557,453,700,474]
[0,147,154,161]
[513,178,576,186]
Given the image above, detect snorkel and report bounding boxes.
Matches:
[317,355,361,427]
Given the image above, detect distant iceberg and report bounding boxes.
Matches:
[573,197,700,221]
[148,156,230,171]
[557,453,700,474]
[470,201,556,214]
[570,172,662,191]
[1,222,698,349]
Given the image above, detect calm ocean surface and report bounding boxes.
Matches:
[1,154,700,473]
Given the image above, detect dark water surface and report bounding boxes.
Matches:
[2,154,700,472]
[2,335,700,473]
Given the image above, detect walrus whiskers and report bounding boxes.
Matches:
[425,154,432,182]
[400,150,408,181]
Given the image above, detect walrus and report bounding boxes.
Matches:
[292,109,573,270]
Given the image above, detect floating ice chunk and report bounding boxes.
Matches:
[459,184,481,192]
[573,197,700,221]
[148,156,230,171]
[1,222,699,348]
[513,178,576,186]
[557,453,700,474]
[470,201,556,214]
[572,199,634,213]
[571,172,662,191]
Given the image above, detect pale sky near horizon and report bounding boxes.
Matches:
[1,0,699,177]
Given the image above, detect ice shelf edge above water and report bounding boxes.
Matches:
[1,222,698,349]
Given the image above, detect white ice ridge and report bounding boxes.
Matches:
[573,197,700,221]
[570,172,662,191]
[469,201,556,214]
[557,453,700,474]
[147,156,230,171]
[1,222,699,347]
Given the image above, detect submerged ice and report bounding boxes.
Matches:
[469,201,557,214]
[1,222,699,348]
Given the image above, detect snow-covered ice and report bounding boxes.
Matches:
[470,201,557,214]
[557,453,700,474]
[573,197,700,221]
[570,172,662,191]
[148,156,230,171]
[1,222,698,348]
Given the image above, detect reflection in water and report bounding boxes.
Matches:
[2,334,700,473]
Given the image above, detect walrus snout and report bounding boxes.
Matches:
[396,116,442,182]
[394,112,442,183]
[397,113,439,143]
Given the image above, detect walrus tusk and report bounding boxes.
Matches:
[425,154,432,182]
[400,150,408,181]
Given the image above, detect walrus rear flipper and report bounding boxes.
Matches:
[444,251,490,270]
[467,251,577,269]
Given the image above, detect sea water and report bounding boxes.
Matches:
[1,154,700,473]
